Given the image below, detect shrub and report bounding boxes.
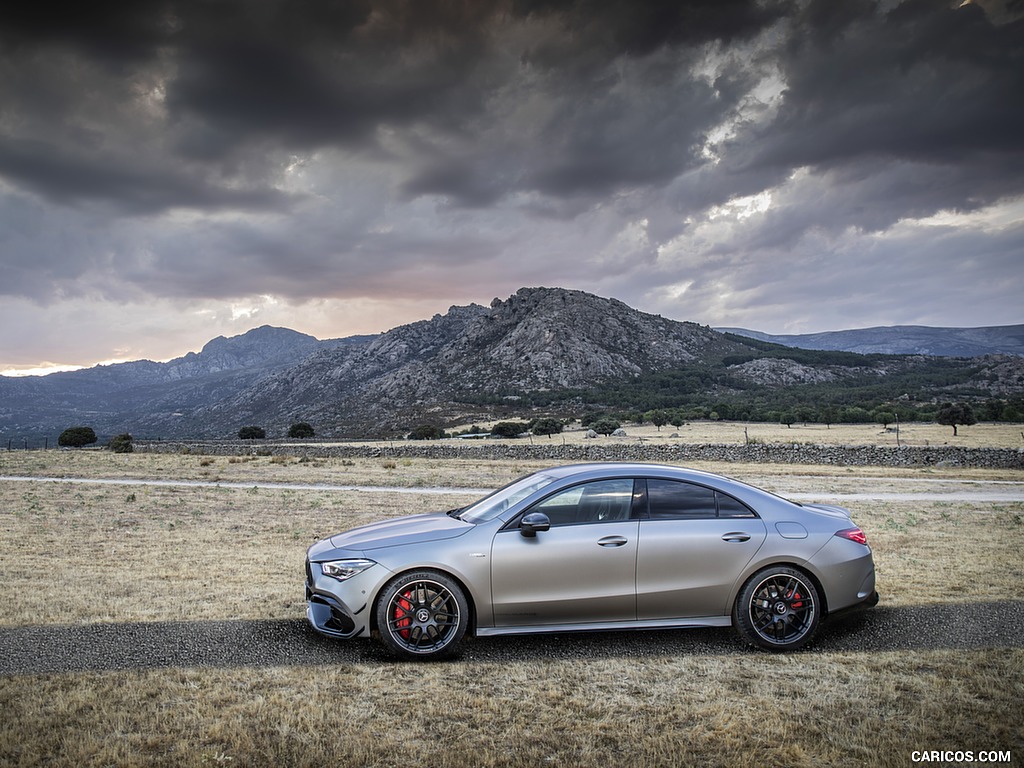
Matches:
[58,426,97,448]
[288,422,315,439]
[108,433,134,453]
[238,426,266,440]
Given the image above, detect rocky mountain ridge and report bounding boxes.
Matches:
[2,288,1021,441]
[718,324,1024,358]
[168,287,744,436]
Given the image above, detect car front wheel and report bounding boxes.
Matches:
[375,571,469,660]
[734,566,821,650]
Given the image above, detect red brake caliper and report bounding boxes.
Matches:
[395,591,413,639]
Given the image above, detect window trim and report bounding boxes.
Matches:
[499,475,759,531]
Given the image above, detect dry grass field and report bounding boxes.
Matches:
[1,447,1022,766]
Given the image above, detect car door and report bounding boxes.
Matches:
[635,479,767,619]
[490,478,639,627]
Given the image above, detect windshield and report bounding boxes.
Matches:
[457,472,558,524]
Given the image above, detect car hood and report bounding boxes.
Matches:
[327,511,471,552]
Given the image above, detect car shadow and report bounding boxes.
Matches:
[2,600,1021,675]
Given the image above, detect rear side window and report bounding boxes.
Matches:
[716,492,756,519]
[644,480,757,520]
[646,479,717,520]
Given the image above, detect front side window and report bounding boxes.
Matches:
[531,479,635,525]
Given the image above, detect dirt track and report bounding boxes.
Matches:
[3,600,1022,676]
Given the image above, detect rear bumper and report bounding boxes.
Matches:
[829,589,880,621]
[810,536,877,615]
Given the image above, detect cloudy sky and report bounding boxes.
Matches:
[1,0,1022,374]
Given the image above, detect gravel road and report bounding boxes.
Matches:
[4,474,1024,502]
[2,601,1021,676]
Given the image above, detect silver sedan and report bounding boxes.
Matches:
[305,463,878,659]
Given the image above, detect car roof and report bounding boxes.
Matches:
[538,462,795,509]
[543,462,728,481]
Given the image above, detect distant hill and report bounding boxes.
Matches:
[2,289,1022,442]
[716,324,1024,358]
[0,326,374,441]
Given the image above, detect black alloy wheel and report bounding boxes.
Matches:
[376,571,469,660]
[734,566,821,650]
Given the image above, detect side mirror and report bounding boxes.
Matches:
[520,512,551,538]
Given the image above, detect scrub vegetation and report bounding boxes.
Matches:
[0,449,1022,766]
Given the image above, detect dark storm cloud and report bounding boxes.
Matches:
[0,0,1021,366]
[0,0,795,217]
[2,0,1020,214]
[511,0,792,55]
[0,0,170,63]
[730,0,1024,200]
[0,137,292,214]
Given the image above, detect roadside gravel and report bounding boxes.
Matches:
[2,601,1021,676]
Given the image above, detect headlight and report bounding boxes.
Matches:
[319,558,376,582]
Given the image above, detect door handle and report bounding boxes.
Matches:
[722,532,751,543]
[598,536,628,547]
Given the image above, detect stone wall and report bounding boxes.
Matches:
[137,439,1024,469]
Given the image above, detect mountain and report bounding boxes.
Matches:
[716,324,1024,358]
[0,326,372,441]
[151,287,747,436]
[3,289,1022,442]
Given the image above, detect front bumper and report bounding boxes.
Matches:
[305,560,375,640]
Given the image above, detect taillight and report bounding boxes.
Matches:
[835,527,868,546]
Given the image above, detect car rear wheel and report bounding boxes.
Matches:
[376,571,469,660]
[734,566,821,650]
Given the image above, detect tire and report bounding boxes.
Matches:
[734,566,821,651]
[375,571,469,660]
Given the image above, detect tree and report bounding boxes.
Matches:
[408,424,442,440]
[492,421,531,438]
[532,418,563,438]
[238,426,266,440]
[873,409,896,429]
[591,418,621,436]
[936,402,977,436]
[59,426,97,448]
[288,422,315,439]
[819,404,836,429]
[645,410,668,431]
[108,433,134,453]
[839,406,872,423]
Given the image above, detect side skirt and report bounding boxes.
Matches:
[476,616,732,638]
